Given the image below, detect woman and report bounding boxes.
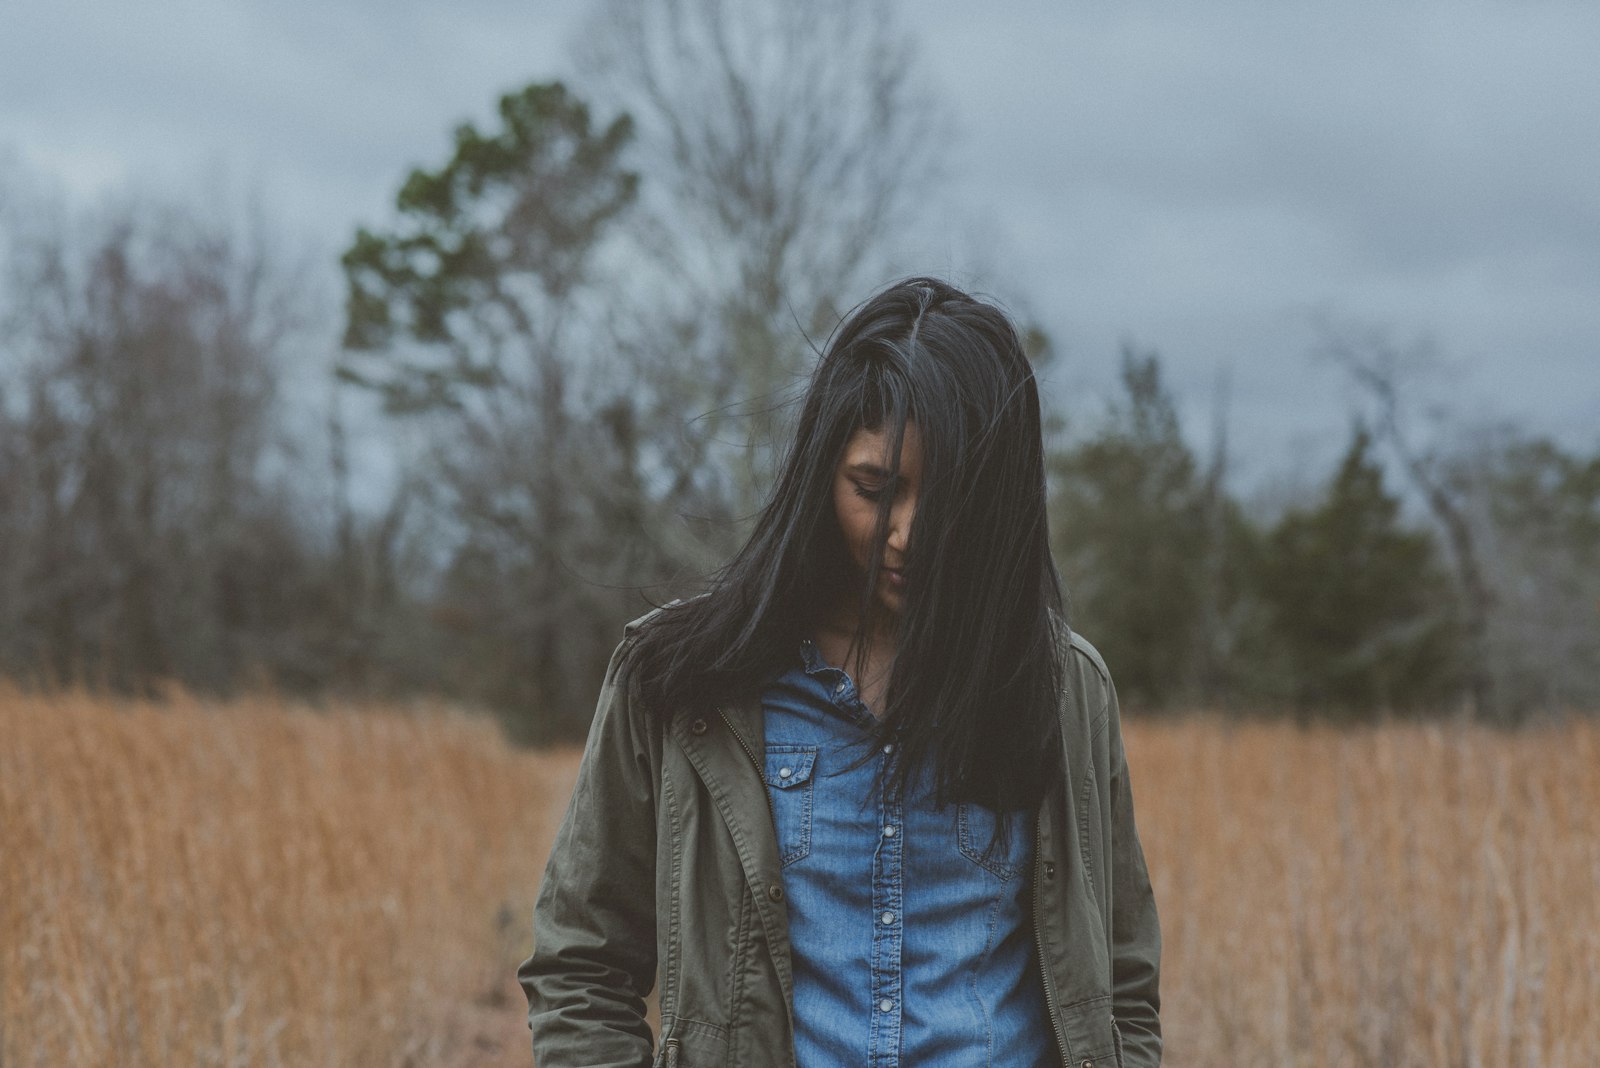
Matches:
[519,278,1161,1067]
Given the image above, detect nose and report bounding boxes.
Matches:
[886,494,914,555]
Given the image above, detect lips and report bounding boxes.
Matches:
[883,567,907,589]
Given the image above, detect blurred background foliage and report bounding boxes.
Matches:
[1,0,1595,739]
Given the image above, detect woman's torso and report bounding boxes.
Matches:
[522,608,1146,1067]
[761,638,1053,1067]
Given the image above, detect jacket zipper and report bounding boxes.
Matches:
[718,704,799,1067]
[663,1036,681,1068]
[1033,815,1071,1068]
[717,705,776,828]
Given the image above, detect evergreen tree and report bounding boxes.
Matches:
[1051,351,1238,707]
[1258,427,1462,716]
[339,82,639,740]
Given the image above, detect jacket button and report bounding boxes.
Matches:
[689,718,708,735]
[1081,1061,1094,1068]
[1043,861,1056,880]
[767,883,784,903]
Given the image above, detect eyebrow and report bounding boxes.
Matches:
[847,463,894,477]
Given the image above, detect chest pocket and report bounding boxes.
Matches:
[957,802,1030,881]
[764,745,818,866]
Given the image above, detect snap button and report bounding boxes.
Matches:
[878,998,893,1012]
[882,825,896,838]
[1082,1060,1094,1068]
[881,911,895,925]
[767,883,784,903]
[778,767,792,779]
[689,718,708,735]
[1043,861,1056,880]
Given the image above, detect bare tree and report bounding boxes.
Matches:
[1440,425,1600,716]
[0,190,321,693]
[575,0,943,550]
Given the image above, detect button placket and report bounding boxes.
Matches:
[867,750,904,1065]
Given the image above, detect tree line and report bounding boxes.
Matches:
[1,0,1595,735]
[1050,349,1600,721]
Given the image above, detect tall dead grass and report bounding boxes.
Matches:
[3,687,1596,1066]
[0,685,576,1067]
[1129,715,1600,1067]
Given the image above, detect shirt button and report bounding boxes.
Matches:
[878,998,893,1013]
[778,767,792,779]
[881,911,895,925]
[882,826,896,838]
[834,681,847,696]
[767,883,784,903]
[882,743,894,754]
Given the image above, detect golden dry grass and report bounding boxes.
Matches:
[3,688,1597,1066]
[0,685,578,1068]
[1132,716,1600,1067]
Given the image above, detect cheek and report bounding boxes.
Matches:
[832,486,872,556]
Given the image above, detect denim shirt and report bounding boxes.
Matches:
[761,639,1054,1068]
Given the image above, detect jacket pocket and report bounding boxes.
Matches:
[654,1022,729,1067]
[764,745,817,866]
[956,802,1027,880]
[1059,994,1119,1066]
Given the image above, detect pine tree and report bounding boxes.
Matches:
[1051,351,1239,707]
[1258,427,1462,716]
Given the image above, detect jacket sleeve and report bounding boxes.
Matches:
[1105,677,1163,1066]
[518,636,659,1068]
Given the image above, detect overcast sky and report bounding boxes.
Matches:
[3,0,1596,490]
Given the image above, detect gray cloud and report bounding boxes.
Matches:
[2,0,1595,478]
[908,2,1599,471]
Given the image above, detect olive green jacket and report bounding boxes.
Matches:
[518,611,1162,1067]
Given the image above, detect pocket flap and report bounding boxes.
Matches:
[764,746,816,789]
[1058,994,1118,1063]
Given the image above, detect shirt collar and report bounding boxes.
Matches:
[799,637,832,676]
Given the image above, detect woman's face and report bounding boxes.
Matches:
[832,421,923,620]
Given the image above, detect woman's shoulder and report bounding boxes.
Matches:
[1049,615,1115,737]
[622,602,675,638]
[611,595,710,702]
[1047,610,1111,685]
[622,593,711,638]
[1065,631,1111,687]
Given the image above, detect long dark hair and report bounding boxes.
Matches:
[629,277,1064,813]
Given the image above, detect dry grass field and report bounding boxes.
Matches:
[1134,716,1600,1067]
[1,686,577,1067]
[3,687,1597,1067]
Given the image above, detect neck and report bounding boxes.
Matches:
[815,596,899,719]
[818,595,898,662]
